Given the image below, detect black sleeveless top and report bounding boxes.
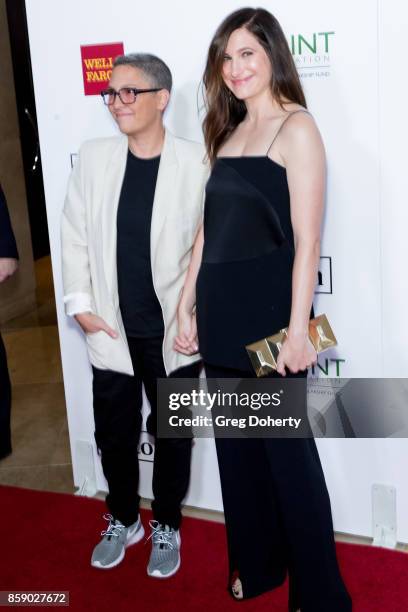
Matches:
[196,111,311,371]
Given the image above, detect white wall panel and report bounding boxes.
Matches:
[25,0,408,540]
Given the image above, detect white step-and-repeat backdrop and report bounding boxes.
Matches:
[25,0,408,540]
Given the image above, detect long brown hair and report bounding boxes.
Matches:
[203,7,306,163]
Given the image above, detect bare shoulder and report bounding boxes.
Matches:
[277,110,325,166]
[281,109,322,145]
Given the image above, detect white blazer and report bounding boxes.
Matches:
[61,129,209,375]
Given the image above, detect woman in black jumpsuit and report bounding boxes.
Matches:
[175,8,351,611]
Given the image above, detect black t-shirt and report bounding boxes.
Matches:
[116,150,164,338]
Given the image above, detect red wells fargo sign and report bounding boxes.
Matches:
[80,42,124,95]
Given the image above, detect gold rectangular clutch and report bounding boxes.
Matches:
[246,314,337,377]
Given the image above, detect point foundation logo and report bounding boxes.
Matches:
[316,256,333,294]
[290,31,335,79]
[311,357,345,377]
[80,42,124,95]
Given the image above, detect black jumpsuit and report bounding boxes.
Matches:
[196,112,352,611]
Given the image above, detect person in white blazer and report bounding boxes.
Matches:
[61,53,208,578]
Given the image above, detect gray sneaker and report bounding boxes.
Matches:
[147,520,181,578]
[91,513,145,569]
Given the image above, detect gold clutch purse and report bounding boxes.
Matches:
[246,314,337,377]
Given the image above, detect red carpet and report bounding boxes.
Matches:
[1,485,407,611]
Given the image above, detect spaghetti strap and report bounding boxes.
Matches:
[266,109,311,156]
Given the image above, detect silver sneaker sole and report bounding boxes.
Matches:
[146,531,181,579]
[91,522,145,569]
[147,555,180,579]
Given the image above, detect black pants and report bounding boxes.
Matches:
[92,335,200,529]
[0,332,12,460]
[205,362,352,612]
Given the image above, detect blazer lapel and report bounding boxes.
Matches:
[101,136,128,300]
[150,129,178,269]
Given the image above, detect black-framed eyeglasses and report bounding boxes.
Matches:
[100,87,162,106]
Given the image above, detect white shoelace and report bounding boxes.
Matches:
[147,520,175,549]
[100,513,124,538]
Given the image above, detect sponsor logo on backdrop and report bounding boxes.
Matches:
[314,255,342,376]
[80,42,124,95]
[310,357,345,377]
[316,256,333,294]
[138,431,154,462]
[290,31,335,79]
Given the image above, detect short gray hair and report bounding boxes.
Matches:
[113,53,172,92]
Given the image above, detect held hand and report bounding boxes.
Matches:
[74,312,118,339]
[0,258,18,283]
[276,333,317,376]
[174,308,199,356]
